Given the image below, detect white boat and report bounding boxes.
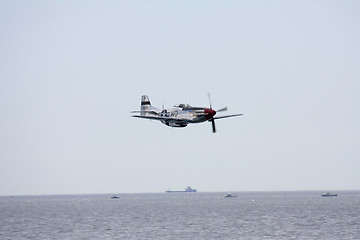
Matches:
[224,193,237,198]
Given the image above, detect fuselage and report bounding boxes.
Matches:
[147,104,216,127]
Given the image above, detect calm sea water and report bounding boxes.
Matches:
[0,191,359,239]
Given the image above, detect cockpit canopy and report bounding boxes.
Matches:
[173,104,190,109]
[173,104,207,111]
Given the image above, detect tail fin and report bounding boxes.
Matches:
[141,95,151,115]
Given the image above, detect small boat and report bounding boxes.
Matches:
[322,192,337,197]
[110,196,120,199]
[224,193,237,198]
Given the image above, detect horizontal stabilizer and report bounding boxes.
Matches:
[130,110,159,115]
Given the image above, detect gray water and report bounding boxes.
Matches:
[1,191,359,239]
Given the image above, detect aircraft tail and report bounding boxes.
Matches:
[141,95,152,115]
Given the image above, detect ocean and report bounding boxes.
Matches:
[1,191,359,239]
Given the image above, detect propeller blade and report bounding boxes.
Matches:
[216,107,228,112]
[207,93,212,109]
[211,118,216,133]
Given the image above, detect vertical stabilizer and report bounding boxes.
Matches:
[141,95,151,115]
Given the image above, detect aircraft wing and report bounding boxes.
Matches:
[213,114,243,120]
[132,115,189,123]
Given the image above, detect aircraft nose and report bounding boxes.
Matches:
[204,108,216,120]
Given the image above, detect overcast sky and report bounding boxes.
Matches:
[1,1,359,195]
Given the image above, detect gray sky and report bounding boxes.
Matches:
[1,1,359,195]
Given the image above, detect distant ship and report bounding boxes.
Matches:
[166,186,197,193]
[322,192,337,197]
[224,193,237,198]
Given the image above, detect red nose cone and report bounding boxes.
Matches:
[204,108,216,120]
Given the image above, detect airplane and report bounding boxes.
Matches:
[131,94,243,133]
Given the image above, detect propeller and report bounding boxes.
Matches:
[207,93,228,133]
[207,93,212,110]
[216,107,228,112]
[211,118,216,133]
